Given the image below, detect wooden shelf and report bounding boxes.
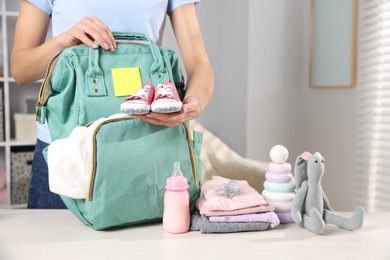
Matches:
[0,0,41,208]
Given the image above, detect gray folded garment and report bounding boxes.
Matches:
[190,213,270,234]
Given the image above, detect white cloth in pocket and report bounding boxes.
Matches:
[48,114,130,199]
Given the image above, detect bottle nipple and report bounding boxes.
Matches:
[171,161,183,177]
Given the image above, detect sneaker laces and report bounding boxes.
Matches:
[155,84,174,98]
[132,85,152,99]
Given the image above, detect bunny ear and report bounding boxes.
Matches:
[295,151,312,166]
[300,151,312,161]
[294,151,312,189]
[313,152,323,159]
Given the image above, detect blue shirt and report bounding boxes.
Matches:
[27,0,200,143]
[28,0,199,44]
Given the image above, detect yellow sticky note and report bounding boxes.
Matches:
[111,67,142,97]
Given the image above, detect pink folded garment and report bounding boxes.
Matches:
[197,194,274,216]
[200,176,269,211]
[208,211,280,228]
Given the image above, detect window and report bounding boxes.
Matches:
[355,0,390,211]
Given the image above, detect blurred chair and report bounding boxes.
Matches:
[190,120,267,192]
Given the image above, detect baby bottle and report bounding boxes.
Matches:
[163,161,190,234]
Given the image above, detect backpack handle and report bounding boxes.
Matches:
[112,32,165,72]
[86,32,167,96]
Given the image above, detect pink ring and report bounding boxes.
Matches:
[270,200,293,212]
[265,172,293,183]
[276,212,295,224]
[268,162,292,173]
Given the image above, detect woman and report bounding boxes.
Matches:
[10,0,214,209]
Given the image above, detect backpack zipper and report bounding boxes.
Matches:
[36,51,62,123]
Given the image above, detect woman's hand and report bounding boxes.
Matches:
[134,3,214,127]
[60,16,116,51]
[133,96,201,127]
[11,2,116,85]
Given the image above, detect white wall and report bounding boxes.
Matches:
[163,0,249,155]
[246,0,304,167]
[164,0,361,210]
[298,0,358,210]
[193,0,250,156]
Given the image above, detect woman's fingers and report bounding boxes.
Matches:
[133,97,200,127]
[83,17,116,50]
[64,16,116,51]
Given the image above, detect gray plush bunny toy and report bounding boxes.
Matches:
[291,151,364,234]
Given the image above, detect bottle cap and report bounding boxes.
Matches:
[165,161,189,190]
[165,176,189,190]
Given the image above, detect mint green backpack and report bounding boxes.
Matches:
[37,32,203,230]
[37,32,184,140]
[58,115,202,230]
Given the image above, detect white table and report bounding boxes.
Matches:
[0,209,389,260]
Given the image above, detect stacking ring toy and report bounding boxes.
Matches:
[268,162,292,173]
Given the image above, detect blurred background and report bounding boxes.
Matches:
[164,0,389,211]
[0,0,387,211]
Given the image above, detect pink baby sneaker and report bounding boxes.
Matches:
[151,79,182,113]
[120,81,155,114]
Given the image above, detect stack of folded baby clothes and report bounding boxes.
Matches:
[190,176,279,233]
